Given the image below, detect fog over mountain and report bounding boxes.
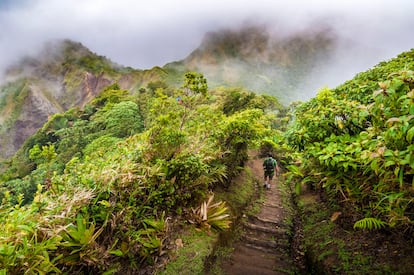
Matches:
[0,0,413,96]
[173,22,339,102]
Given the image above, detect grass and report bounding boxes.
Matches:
[169,156,266,274]
[204,165,261,274]
[157,153,270,275]
[157,166,258,274]
[157,226,217,275]
[217,166,258,215]
[277,175,295,228]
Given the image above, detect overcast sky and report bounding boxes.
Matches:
[1,0,413,88]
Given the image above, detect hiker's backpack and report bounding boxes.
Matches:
[264,158,275,172]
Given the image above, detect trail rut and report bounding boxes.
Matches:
[220,154,297,274]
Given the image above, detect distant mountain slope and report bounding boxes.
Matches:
[0,23,357,159]
[0,40,165,159]
[165,24,337,103]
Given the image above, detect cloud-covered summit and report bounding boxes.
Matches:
[0,0,413,93]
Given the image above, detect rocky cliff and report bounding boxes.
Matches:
[0,40,164,159]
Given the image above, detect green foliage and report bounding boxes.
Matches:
[286,86,370,149]
[259,139,277,157]
[0,185,94,274]
[0,79,29,129]
[42,113,70,135]
[353,217,388,230]
[285,164,304,195]
[215,109,267,183]
[0,178,37,205]
[221,87,281,115]
[60,213,105,266]
[287,49,414,230]
[182,71,208,96]
[2,39,413,273]
[0,71,273,273]
[89,84,128,108]
[334,49,414,104]
[76,53,118,74]
[83,135,121,157]
[147,125,187,160]
[147,80,168,93]
[29,144,57,165]
[103,101,144,138]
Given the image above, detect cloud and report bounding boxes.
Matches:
[0,0,413,93]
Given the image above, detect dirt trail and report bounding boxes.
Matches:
[220,154,296,274]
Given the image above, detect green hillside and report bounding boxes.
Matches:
[0,39,167,160]
[0,25,337,161]
[0,33,414,272]
[286,49,414,272]
[0,71,282,273]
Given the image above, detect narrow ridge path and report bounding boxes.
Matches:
[220,154,295,274]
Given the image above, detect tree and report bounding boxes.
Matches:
[29,144,57,166]
[104,101,144,138]
[183,72,208,96]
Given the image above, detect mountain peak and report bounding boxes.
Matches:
[0,39,159,159]
[191,25,270,63]
[3,39,123,82]
[186,23,336,65]
[174,23,337,103]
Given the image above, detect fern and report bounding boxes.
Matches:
[353,217,387,230]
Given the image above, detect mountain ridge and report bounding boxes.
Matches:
[166,23,337,103]
[0,22,379,159]
[1,23,414,275]
[0,39,165,159]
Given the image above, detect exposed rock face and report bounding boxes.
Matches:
[0,40,163,159]
[13,85,61,149]
[80,72,112,107]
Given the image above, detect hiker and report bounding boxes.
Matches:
[263,153,279,189]
[176,96,184,105]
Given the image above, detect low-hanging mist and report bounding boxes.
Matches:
[167,21,374,103]
[0,0,413,87]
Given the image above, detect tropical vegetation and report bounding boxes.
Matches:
[0,35,413,273]
[0,71,281,273]
[286,49,414,231]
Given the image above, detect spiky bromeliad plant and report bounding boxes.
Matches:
[190,193,232,231]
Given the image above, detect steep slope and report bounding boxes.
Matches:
[0,80,62,158]
[165,24,337,104]
[0,72,276,273]
[286,49,414,273]
[0,39,166,159]
[0,24,338,159]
